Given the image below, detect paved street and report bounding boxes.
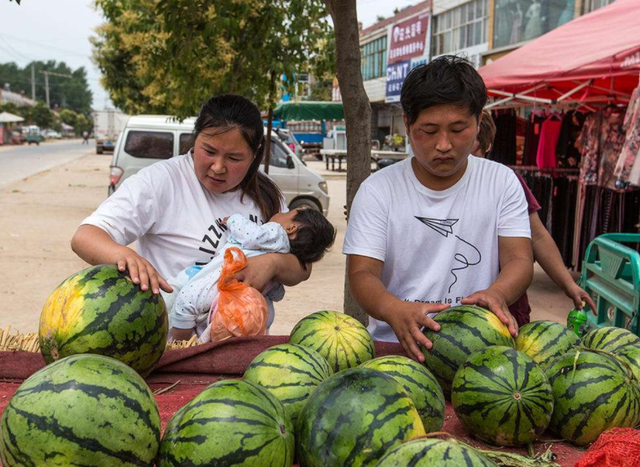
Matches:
[0,139,100,188]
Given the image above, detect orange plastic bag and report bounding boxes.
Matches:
[209,247,268,342]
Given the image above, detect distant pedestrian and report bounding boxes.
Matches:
[82,131,89,144]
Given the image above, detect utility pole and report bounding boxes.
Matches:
[31,63,35,100]
[39,70,73,108]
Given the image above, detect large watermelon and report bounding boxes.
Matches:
[361,355,445,432]
[545,348,640,445]
[614,344,640,382]
[422,305,515,393]
[296,367,425,467]
[0,354,160,467]
[582,326,640,353]
[516,320,580,368]
[158,379,294,467]
[39,264,168,376]
[243,343,333,426]
[375,438,498,467]
[289,310,375,372]
[451,346,553,446]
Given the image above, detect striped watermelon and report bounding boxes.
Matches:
[158,379,294,467]
[296,367,425,467]
[376,438,499,467]
[39,264,168,377]
[422,305,515,393]
[614,344,640,383]
[452,346,553,446]
[361,356,445,432]
[582,326,640,353]
[545,349,640,445]
[243,343,333,426]
[289,310,375,372]
[516,320,580,368]
[0,354,160,467]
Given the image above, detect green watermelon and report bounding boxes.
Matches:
[0,354,160,467]
[39,264,168,376]
[545,348,640,445]
[516,320,580,368]
[361,355,445,432]
[422,305,515,393]
[582,326,640,353]
[614,344,640,382]
[243,343,333,426]
[375,438,499,467]
[451,346,553,446]
[289,310,375,372]
[158,379,294,467]
[296,367,425,467]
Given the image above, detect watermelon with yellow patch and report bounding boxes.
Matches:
[39,265,168,377]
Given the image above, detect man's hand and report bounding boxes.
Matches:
[462,288,518,338]
[386,301,450,363]
[115,247,173,294]
[564,282,597,313]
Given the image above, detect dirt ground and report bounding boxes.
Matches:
[0,154,576,335]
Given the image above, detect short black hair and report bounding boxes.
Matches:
[289,209,336,267]
[400,55,487,126]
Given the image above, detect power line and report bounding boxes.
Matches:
[0,32,90,59]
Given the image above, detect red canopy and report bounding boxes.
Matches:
[479,0,640,105]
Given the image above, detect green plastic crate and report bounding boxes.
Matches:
[579,233,640,335]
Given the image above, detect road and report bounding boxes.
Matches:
[0,139,100,188]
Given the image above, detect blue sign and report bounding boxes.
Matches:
[385,60,411,103]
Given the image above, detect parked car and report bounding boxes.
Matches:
[44,129,62,139]
[108,115,329,215]
[275,128,303,160]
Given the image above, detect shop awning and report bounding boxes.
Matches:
[479,0,640,107]
[273,101,344,121]
[0,112,25,123]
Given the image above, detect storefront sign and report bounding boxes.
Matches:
[385,60,411,103]
[388,13,430,64]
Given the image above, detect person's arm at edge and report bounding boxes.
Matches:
[530,212,596,311]
[348,255,449,363]
[236,252,311,291]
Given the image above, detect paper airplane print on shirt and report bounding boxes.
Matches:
[415,216,482,293]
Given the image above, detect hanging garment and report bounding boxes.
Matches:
[490,110,517,165]
[556,110,586,168]
[536,115,563,169]
[598,107,626,190]
[524,114,545,166]
[615,85,640,186]
[578,112,601,185]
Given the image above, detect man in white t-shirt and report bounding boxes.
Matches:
[343,56,533,362]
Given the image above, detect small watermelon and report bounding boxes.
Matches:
[296,367,425,467]
[545,348,640,445]
[243,343,333,426]
[452,346,553,446]
[158,379,294,467]
[361,355,445,432]
[289,310,375,372]
[0,354,160,467]
[39,264,168,376]
[582,326,640,353]
[422,305,515,393]
[516,320,580,368]
[614,344,640,382]
[375,438,498,467]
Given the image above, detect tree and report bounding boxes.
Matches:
[59,109,78,128]
[323,0,372,324]
[30,102,54,128]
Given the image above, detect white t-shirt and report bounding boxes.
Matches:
[343,156,531,342]
[82,152,269,280]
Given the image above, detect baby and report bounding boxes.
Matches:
[166,208,336,341]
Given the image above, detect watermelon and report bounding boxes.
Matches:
[516,320,580,368]
[614,344,640,382]
[0,354,160,467]
[361,355,445,432]
[451,346,553,446]
[296,367,425,467]
[39,264,168,376]
[422,305,515,393]
[375,438,499,467]
[289,310,375,372]
[158,379,294,467]
[545,348,640,445]
[582,326,640,353]
[243,343,333,426]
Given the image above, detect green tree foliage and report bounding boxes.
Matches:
[92,0,334,119]
[30,102,54,128]
[0,61,93,113]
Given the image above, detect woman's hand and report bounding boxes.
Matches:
[462,288,518,338]
[386,301,450,363]
[233,254,278,292]
[564,282,597,313]
[115,247,173,294]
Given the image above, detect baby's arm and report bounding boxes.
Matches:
[227,214,289,253]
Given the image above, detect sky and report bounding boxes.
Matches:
[0,0,415,111]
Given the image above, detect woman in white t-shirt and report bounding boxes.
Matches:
[71,95,311,340]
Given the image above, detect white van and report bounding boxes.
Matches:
[108,115,329,215]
